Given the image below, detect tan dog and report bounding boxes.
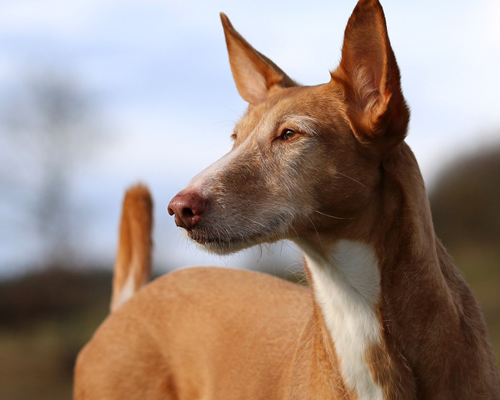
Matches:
[74,0,500,398]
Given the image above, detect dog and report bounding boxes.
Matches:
[74,0,500,398]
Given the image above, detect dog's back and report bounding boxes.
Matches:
[75,266,313,399]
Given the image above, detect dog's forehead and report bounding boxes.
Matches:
[234,84,345,139]
[235,100,280,135]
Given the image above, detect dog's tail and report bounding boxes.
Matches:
[110,184,154,313]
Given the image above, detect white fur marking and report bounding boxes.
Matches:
[116,271,136,310]
[299,239,383,400]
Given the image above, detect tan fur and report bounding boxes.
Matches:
[110,184,153,313]
[75,0,500,398]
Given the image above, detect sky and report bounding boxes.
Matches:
[0,0,499,276]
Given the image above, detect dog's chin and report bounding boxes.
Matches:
[186,227,281,255]
[187,231,257,255]
[199,240,252,255]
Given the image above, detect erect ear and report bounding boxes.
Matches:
[220,13,296,106]
[331,0,410,155]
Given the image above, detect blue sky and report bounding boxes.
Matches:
[0,0,499,276]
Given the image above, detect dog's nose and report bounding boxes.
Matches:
[168,191,207,230]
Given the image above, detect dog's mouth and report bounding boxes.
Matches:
[186,215,290,255]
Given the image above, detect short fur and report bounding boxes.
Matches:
[75,0,500,398]
[110,184,153,313]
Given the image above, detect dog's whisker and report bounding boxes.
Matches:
[336,171,368,189]
[240,215,267,228]
[306,214,323,248]
[314,210,354,220]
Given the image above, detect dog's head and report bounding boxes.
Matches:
[168,0,410,254]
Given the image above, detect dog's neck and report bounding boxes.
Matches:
[295,143,495,399]
[299,239,385,400]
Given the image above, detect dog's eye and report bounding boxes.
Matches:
[230,133,237,141]
[280,129,298,141]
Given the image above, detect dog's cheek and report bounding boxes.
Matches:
[259,151,317,229]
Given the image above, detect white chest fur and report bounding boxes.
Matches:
[299,239,384,400]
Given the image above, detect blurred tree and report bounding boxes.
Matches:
[429,143,500,367]
[0,70,103,269]
[430,145,500,249]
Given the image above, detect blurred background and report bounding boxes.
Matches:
[0,0,499,398]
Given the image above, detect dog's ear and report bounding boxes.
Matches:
[331,0,410,155]
[220,13,296,106]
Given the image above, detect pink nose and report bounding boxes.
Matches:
[168,191,207,230]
